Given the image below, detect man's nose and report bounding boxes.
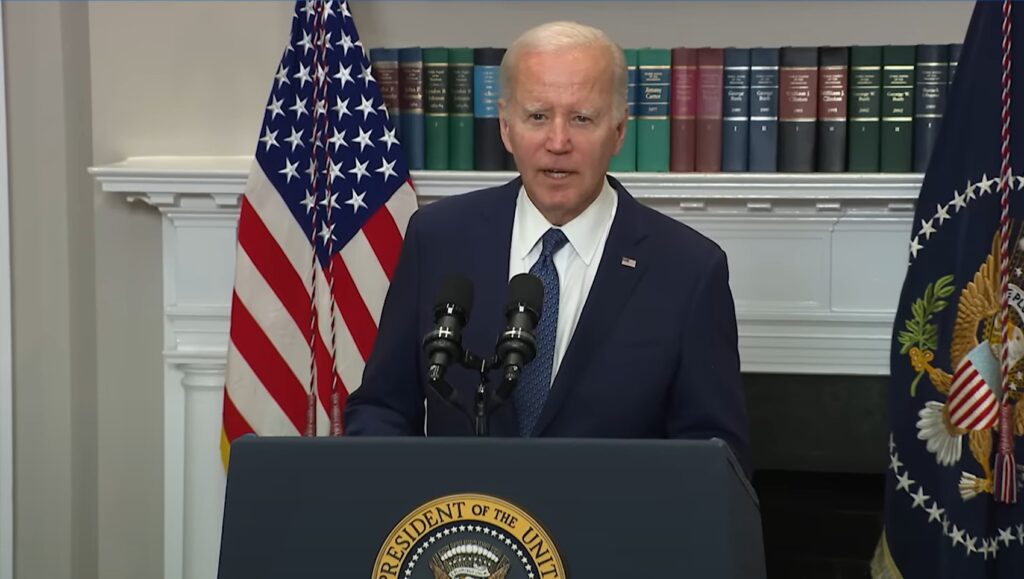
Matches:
[545,119,572,154]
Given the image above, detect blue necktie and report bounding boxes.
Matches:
[515,228,568,436]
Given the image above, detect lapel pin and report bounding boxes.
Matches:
[621,257,637,268]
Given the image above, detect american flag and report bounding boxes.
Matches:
[221,0,417,462]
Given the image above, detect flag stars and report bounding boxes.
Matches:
[950,189,967,212]
[889,452,903,472]
[895,471,914,492]
[290,96,309,119]
[353,126,375,151]
[334,63,354,88]
[319,192,340,211]
[300,190,317,214]
[358,64,376,87]
[356,95,377,120]
[935,203,950,225]
[341,1,352,19]
[1017,175,1024,190]
[909,237,923,259]
[333,96,351,119]
[314,99,328,118]
[909,487,930,509]
[279,158,300,183]
[266,96,285,120]
[327,159,344,182]
[345,191,367,214]
[924,501,944,523]
[327,128,347,151]
[1017,524,1024,544]
[297,30,314,55]
[295,63,313,88]
[318,221,336,244]
[338,33,355,55]
[919,218,936,240]
[950,525,966,547]
[285,127,305,152]
[258,127,279,151]
[965,535,978,554]
[998,527,1015,546]
[376,158,398,181]
[978,173,993,195]
[349,158,370,183]
[380,126,399,151]
[274,64,290,88]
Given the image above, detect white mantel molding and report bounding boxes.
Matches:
[90,155,921,579]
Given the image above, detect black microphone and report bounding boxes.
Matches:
[493,273,544,404]
[422,276,474,402]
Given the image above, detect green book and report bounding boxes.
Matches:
[423,47,449,170]
[448,47,474,170]
[609,48,638,172]
[637,48,671,172]
[881,45,915,172]
[848,46,883,172]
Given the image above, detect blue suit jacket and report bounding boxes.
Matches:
[344,176,750,472]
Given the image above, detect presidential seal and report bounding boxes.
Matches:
[373,494,565,579]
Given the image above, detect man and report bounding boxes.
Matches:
[344,21,749,472]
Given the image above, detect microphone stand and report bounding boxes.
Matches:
[426,350,519,437]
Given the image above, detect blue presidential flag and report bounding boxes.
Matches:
[877,2,1024,577]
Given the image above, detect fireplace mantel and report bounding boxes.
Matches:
[91,155,919,579]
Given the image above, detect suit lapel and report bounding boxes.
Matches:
[532,178,650,435]
[467,178,520,436]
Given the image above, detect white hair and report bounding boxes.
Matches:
[500,21,627,122]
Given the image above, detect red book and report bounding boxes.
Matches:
[696,48,724,172]
[670,48,698,172]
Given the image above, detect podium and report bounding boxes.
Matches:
[218,437,765,578]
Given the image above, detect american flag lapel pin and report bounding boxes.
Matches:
[621,256,637,268]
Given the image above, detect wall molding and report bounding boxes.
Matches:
[0,6,14,579]
[90,155,921,579]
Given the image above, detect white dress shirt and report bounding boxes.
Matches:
[508,178,618,385]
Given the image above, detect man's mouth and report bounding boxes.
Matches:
[542,169,572,179]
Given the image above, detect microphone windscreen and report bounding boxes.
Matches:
[506,273,544,319]
[434,275,474,319]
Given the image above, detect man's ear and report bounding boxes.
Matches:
[499,99,513,153]
[612,106,627,155]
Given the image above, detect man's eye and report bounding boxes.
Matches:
[574,115,591,123]
[529,113,546,121]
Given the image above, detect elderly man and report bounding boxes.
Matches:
[344,21,749,472]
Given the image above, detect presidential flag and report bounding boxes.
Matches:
[221,0,417,462]
[874,2,1024,577]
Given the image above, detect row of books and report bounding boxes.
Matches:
[369,44,962,174]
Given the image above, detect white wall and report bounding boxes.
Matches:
[0,4,12,579]
[7,2,976,578]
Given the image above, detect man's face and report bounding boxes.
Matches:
[499,46,626,226]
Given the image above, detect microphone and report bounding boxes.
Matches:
[493,273,544,404]
[422,276,474,402]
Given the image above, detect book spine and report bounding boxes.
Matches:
[610,48,639,172]
[696,48,724,172]
[847,45,882,172]
[423,47,449,170]
[399,47,425,170]
[748,48,779,172]
[669,47,698,172]
[816,47,848,172]
[778,46,818,172]
[369,48,401,140]
[948,43,963,88]
[913,44,949,173]
[721,48,751,172]
[637,48,671,172]
[473,47,505,171]
[880,45,915,172]
[448,47,474,170]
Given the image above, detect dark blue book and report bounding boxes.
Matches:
[748,48,779,172]
[721,48,751,172]
[473,47,506,171]
[398,47,425,170]
[913,44,949,172]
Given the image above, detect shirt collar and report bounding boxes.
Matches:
[515,177,617,266]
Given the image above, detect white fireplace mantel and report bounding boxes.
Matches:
[90,155,919,579]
